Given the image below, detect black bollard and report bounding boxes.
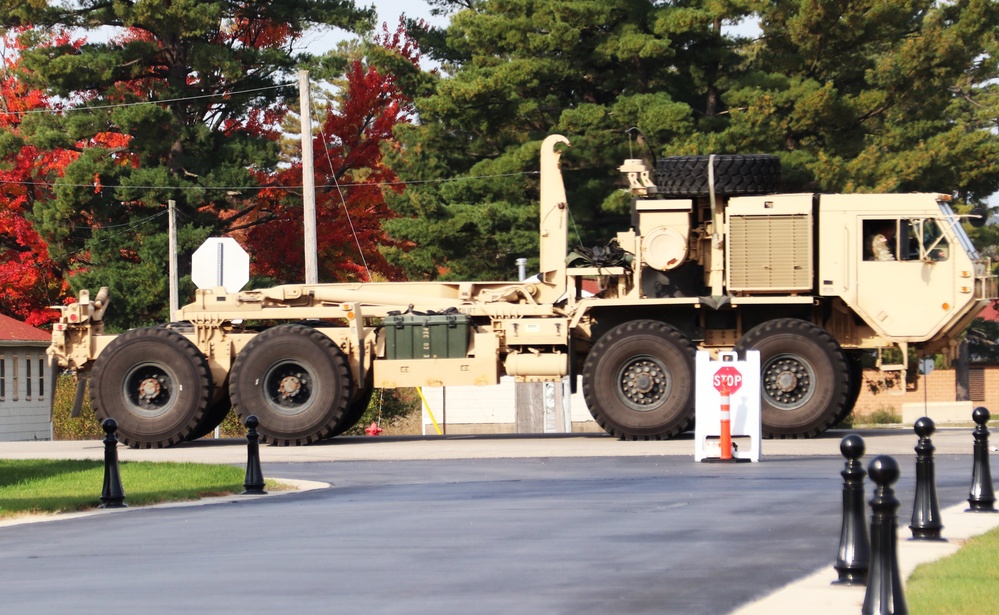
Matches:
[99,418,127,509]
[833,434,869,585]
[862,455,907,615]
[967,407,996,512]
[909,417,944,539]
[242,415,267,495]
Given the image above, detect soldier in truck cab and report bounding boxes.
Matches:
[866,220,896,261]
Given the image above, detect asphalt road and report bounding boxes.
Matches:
[0,447,983,615]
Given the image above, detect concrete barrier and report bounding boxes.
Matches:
[901,401,974,425]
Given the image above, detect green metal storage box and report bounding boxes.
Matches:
[384,313,471,360]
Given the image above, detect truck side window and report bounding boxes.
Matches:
[864,219,897,261]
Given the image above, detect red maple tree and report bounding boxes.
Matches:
[0,31,77,326]
[241,25,418,283]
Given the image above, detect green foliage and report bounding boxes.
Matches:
[832,412,854,430]
[0,459,249,518]
[344,388,422,435]
[721,0,999,198]
[213,410,247,439]
[866,407,902,425]
[386,0,999,279]
[386,0,742,279]
[52,375,103,441]
[965,317,999,362]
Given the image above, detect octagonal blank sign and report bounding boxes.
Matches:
[192,237,249,293]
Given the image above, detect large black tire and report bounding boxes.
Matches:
[328,385,374,438]
[186,395,232,442]
[734,319,849,439]
[155,325,232,442]
[655,155,780,197]
[90,327,213,448]
[229,324,352,446]
[837,352,864,427]
[582,320,695,440]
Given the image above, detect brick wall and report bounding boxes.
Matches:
[852,366,999,419]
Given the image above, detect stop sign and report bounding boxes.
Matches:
[713,366,743,394]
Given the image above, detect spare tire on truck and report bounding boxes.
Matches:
[90,327,213,448]
[655,154,781,197]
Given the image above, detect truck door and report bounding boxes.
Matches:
[855,217,958,339]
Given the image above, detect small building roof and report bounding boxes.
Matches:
[0,313,50,346]
[979,302,999,323]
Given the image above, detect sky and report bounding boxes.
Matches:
[371,0,447,28]
[300,0,446,52]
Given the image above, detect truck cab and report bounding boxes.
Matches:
[819,194,994,352]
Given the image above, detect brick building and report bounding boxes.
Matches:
[0,314,54,441]
[852,365,999,421]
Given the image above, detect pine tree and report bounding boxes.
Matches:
[386,0,998,281]
[385,0,755,280]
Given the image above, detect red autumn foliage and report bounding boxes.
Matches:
[241,28,419,283]
[0,32,78,326]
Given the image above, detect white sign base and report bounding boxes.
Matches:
[694,350,762,462]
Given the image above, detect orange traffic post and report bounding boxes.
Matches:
[720,385,732,460]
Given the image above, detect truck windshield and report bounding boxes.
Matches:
[939,201,980,260]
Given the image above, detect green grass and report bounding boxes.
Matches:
[0,459,264,519]
[907,525,999,615]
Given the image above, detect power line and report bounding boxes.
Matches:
[6,82,296,117]
[66,209,167,230]
[45,209,170,262]
[0,170,540,192]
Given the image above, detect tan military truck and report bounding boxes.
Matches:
[47,135,997,447]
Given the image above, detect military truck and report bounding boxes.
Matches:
[47,134,997,447]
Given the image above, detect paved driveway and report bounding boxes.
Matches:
[0,447,982,615]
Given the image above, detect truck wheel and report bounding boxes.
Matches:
[185,396,232,442]
[229,324,352,446]
[734,319,849,438]
[837,352,863,426]
[91,327,212,448]
[655,155,780,197]
[582,320,695,440]
[328,386,374,438]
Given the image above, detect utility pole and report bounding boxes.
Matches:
[299,69,318,284]
[168,199,178,321]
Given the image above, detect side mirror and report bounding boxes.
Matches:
[969,205,989,228]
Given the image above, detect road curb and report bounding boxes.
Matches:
[0,478,330,529]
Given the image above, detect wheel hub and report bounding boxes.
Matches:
[137,377,162,401]
[763,356,814,409]
[619,357,670,411]
[122,363,176,416]
[775,370,798,393]
[264,361,315,414]
[277,375,303,400]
